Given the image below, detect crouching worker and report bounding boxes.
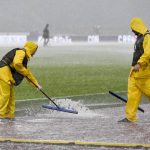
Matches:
[0,41,42,124]
[119,17,150,123]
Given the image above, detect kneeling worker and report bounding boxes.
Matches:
[0,41,42,123]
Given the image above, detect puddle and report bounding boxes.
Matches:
[0,99,150,150]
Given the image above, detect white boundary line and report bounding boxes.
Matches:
[17,91,127,102]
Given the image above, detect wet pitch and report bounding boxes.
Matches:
[0,100,150,150]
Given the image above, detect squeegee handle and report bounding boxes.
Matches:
[26,77,59,108]
[38,89,60,108]
[109,91,144,113]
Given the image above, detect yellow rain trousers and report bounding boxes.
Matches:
[125,17,150,122]
[0,80,15,119]
[126,77,150,122]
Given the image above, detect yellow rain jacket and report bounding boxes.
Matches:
[0,41,39,86]
[130,17,150,78]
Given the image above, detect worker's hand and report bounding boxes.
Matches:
[133,64,140,72]
[37,84,42,90]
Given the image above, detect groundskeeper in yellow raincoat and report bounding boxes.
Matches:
[122,17,150,122]
[0,41,41,120]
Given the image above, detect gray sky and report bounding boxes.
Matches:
[0,0,149,35]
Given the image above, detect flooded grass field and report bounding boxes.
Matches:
[1,43,150,149]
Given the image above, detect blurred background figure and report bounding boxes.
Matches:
[42,24,50,47]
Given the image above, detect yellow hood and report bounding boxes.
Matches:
[24,41,38,59]
[130,17,148,35]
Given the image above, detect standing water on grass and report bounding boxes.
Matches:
[0,44,148,150]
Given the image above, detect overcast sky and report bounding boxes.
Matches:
[0,0,149,35]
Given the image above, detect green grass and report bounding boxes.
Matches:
[13,44,132,100]
[16,64,129,100]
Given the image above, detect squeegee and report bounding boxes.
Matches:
[27,77,78,114]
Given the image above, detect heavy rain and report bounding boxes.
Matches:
[0,0,150,150]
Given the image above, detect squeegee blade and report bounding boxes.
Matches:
[42,104,78,114]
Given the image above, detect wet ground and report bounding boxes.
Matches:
[0,100,150,150]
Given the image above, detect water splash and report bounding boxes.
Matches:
[46,98,105,118]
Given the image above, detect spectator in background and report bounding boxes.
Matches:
[42,24,50,46]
